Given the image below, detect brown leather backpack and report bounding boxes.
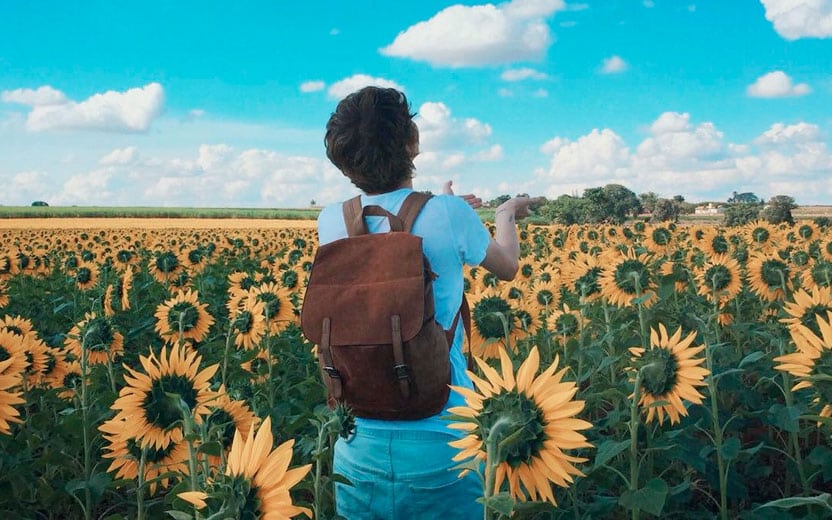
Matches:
[301,192,463,420]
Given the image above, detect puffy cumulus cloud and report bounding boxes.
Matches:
[5,83,165,133]
[501,67,548,81]
[380,0,566,67]
[538,113,832,203]
[1,86,67,106]
[327,74,406,100]
[600,55,628,74]
[413,101,502,173]
[2,171,51,205]
[747,71,811,97]
[52,169,115,205]
[300,80,326,93]
[761,0,832,39]
[99,146,138,166]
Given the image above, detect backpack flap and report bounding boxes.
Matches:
[301,231,429,346]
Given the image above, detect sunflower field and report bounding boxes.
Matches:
[0,217,831,519]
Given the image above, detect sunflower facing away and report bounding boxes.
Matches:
[599,248,658,308]
[154,289,215,345]
[774,311,832,424]
[447,346,592,505]
[230,293,267,350]
[695,254,742,305]
[746,251,792,302]
[178,416,312,519]
[629,324,709,424]
[64,312,124,365]
[110,343,218,450]
[203,385,260,468]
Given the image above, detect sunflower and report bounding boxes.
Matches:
[561,252,604,303]
[150,250,185,283]
[56,359,85,401]
[0,358,24,435]
[524,279,561,316]
[774,312,832,425]
[801,257,832,293]
[659,258,690,293]
[694,254,743,305]
[0,281,9,308]
[469,289,517,359]
[548,304,585,341]
[74,260,99,291]
[447,346,592,505]
[795,221,821,244]
[99,416,190,495]
[179,416,312,518]
[694,227,732,257]
[110,343,219,450]
[241,348,272,384]
[641,224,676,257]
[599,249,658,308]
[155,289,215,345]
[251,282,295,334]
[0,330,30,380]
[230,293,267,350]
[0,315,37,340]
[628,324,709,424]
[781,287,832,338]
[64,312,124,365]
[228,271,258,294]
[40,346,70,391]
[203,385,260,468]
[742,220,780,253]
[746,251,792,302]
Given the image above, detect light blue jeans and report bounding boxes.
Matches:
[333,428,484,520]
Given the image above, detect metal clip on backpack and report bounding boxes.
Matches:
[301,192,463,420]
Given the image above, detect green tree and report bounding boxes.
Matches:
[723,202,762,226]
[489,194,511,207]
[584,184,641,224]
[538,195,594,225]
[639,192,659,213]
[652,198,681,222]
[760,195,797,225]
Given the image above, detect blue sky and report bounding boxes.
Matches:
[1,0,831,207]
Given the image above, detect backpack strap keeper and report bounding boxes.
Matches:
[319,318,343,399]
[391,315,410,399]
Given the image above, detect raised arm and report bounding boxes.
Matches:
[480,196,543,281]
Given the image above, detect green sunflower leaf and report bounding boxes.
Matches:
[619,477,668,516]
[592,439,630,470]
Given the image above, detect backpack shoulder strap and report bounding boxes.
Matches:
[342,196,367,236]
[397,192,432,233]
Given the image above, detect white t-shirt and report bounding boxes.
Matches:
[316,187,491,435]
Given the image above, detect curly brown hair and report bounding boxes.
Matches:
[325,86,419,194]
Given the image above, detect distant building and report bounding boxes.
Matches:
[694,203,723,215]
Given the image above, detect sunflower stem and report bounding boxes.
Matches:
[136,447,147,520]
[629,369,642,520]
[313,413,339,520]
[777,337,810,496]
[221,319,235,388]
[80,327,92,520]
[181,402,200,492]
[484,417,512,520]
[704,341,728,520]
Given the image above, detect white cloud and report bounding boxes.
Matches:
[7,171,50,204]
[473,144,505,161]
[501,67,548,81]
[188,109,205,119]
[600,55,628,74]
[53,169,114,205]
[327,74,406,100]
[747,70,811,97]
[538,113,832,202]
[300,80,326,93]
[10,83,165,133]
[99,146,138,165]
[533,88,549,97]
[1,86,67,106]
[761,0,832,40]
[380,0,566,67]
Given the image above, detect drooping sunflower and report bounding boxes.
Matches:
[694,254,743,305]
[230,293,267,350]
[55,359,85,401]
[774,312,832,424]
[447,346,592,505]
[629,324,709,424]
[154,289,215,345]
[203,385,260,468]
[99,416,190,495]
[110,343,219,450]
[781,287,832,339]
[599,248,658,308]
[0,358,24,435]
[746,251,792,302]
[40,346,70,391]
[179,416,312,518]
[0,315,37,341]
[64,312,124,365]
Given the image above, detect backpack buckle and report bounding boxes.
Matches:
[323,366,341,379]
[393,364,409,380]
